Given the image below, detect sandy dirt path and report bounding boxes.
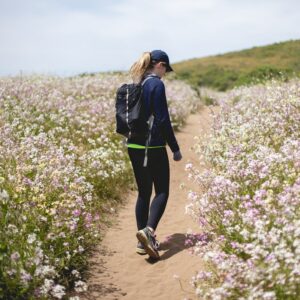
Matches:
[80,106,217,300]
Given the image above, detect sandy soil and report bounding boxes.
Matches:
[79,106,218,300]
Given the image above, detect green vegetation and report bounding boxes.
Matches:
[173,39,300,91]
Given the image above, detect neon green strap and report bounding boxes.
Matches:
[127,143,165,149]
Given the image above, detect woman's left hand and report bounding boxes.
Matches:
[173,150,182,161]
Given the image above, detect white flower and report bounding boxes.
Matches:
[293,238,300,248]
[51,284,66,299]
[20,269,32,285]
[71,270,81,278]
[262,291,276,300]
[49,208,57,215]
[40,279,54,295]
[188,191,198,201]
[59,232,66,238]
[10,251,20,261]
[74,280,88,293]
[27,233,37,244]
[240,229,249,239]
[7,224,19,234]
[34,265,56,277]
[0,189,9,202]
[7,269,16,276]
[195,287,202,295]
[185,163,193,171]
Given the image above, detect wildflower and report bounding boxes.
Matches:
[59,232,66,238]
[73,209,81,217]
[188,191,198,201]
[20,269,32,284]
[223,210,234,218]
[40,279,54,295]
[185,163,193,171]
[27,233,37,244]
[262,291,276,299]
[0,189,9,202]
[74,280,88,293]
[196,271,212,280]
[84,213,92,223]
[51,284,66,299]
[195,288,202,295]
[34,265,56,277]
[71,269,81,278]
[10,251,20,261]
[7,269,16,276]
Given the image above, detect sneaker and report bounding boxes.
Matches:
[136,227,160,259]
[136,241,147,255]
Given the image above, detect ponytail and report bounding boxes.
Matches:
[129,52,152,83]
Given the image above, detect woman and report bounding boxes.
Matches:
[127,50,182,259]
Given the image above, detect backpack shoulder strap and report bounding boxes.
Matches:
[141,75,157,86]
[140,75,158,118]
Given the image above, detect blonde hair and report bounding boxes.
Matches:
[129,52,153,83]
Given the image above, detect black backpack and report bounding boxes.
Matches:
[115,76,154,139]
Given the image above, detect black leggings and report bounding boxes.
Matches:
[127,147,170,231]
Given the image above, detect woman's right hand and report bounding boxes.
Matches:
[173,150,182,161]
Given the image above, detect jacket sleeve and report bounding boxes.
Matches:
[152,81,180,153]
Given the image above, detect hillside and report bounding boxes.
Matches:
[173,39,300,91]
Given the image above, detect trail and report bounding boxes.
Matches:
[80,106,218,300]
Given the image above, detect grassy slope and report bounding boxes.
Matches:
[173,39,300,91]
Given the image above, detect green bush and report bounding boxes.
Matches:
[236,66,294,86]
[178,65,296,92]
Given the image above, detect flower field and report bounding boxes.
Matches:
[186,80,300,299]
[0,73,200,299]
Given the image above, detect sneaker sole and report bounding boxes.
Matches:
[136,230,160,259]
[136,247,147,255]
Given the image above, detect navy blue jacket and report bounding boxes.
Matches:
[127,74,180,153]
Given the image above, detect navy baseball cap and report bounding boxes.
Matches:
[150,50,174,72]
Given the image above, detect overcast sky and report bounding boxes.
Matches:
[0,0,299,77]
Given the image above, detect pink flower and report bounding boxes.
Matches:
[84,213,92,223]
[11,252,20,261]
[72,209,81,217]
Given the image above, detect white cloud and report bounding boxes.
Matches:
[0,0,299,76]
